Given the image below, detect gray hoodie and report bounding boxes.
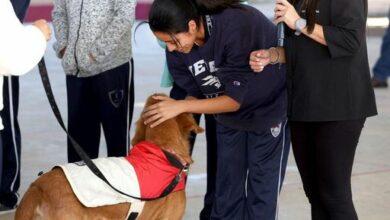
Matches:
[52,0,136,77]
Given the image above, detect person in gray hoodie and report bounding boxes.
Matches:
[52,0,136,163]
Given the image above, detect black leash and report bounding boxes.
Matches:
[38,58,187,201]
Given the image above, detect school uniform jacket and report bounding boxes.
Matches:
[167,5,288,132]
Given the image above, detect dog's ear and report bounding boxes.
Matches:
[131,118,147,146]
[145,93,167,106]
[131,93,167,146]
[177,113,204,135]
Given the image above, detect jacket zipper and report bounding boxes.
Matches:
[74,0,84,77]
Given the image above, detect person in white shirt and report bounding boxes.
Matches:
[0,0,51,212]
[0,2,50,75]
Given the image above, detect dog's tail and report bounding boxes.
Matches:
[15,184,44,220]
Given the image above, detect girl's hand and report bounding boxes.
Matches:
[249,49,271,72]
[143,95,186,128]
[274,0,301,30]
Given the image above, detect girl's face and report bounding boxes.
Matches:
[153,20,201,54]
[154,31,197,53]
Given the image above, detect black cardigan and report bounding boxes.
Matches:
[285,0,377,121]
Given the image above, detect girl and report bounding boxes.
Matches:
[144,0,290,219]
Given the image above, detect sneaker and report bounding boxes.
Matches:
[371,78,388,88]
[0,203,17,215]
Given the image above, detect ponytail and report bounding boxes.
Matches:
[149,0,241,34]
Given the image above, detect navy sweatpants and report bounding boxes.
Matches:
[66,61,134,162]
[211,121,290,220]
[0,0,30,208]
[170,84,217,220]
[0,77,22,208]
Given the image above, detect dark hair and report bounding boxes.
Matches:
[289,0,319,33]
[149,0,241,34]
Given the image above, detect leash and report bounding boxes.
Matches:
[38,58,188,201]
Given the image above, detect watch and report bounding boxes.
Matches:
[294,18,307,36]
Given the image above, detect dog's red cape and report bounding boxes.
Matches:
[126,141,186,198]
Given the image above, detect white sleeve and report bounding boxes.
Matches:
[0,0,47,76]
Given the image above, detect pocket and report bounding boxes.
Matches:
[77,49,99,73]
[62,48,77,73]
[63,47,73,65]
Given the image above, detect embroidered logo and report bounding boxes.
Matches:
[202,75,222,89]
[74,161,86,166]
[233,81,241,86]
[109,90,124,108]
[270,122,282,138]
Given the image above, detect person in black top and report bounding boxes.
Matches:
[250,0,377,219]
[144,0,290,219]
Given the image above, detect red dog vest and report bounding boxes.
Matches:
[125,141,186,198]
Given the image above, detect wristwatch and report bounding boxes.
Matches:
[295,18,307,36]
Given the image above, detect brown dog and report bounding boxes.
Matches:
[15,94,203,220]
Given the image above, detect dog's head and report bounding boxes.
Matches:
[131,94,204,164]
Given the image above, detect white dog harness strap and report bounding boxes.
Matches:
[126,201,145,220]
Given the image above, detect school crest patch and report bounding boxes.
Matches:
[109,90,124,108]
[270,122,282,138]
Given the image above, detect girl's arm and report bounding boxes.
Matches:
[143,95,240,128]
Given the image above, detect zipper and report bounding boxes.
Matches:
[74,0,84,77]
